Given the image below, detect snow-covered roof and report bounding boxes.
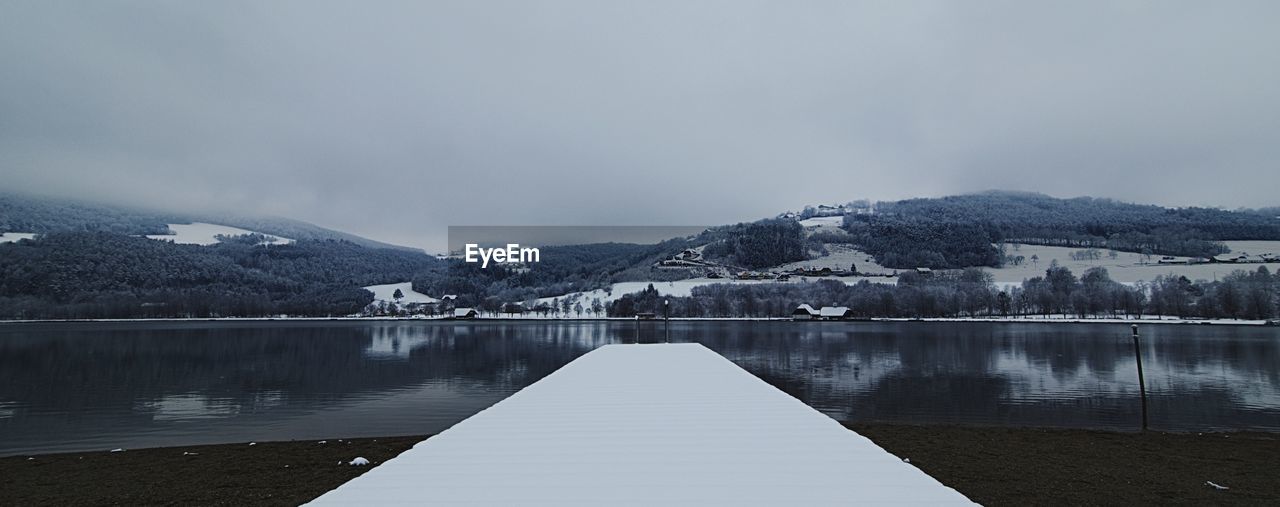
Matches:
[819,306,850,317]
[453,308,476,317]
[307,344,973,505]
[794,304,818,315]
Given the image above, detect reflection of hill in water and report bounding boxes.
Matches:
[0,322,620,455]
[0,322,615,413]
[0,321,1277,455]
[675,321,1280,431]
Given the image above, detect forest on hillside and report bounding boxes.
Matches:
[0,193,415,251]
[842,192,1280,269]
[700,219,808,269]
[0,232,440,319]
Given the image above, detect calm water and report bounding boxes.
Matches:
[0,320,1276,456]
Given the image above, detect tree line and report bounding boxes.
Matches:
[605,264,1278,321]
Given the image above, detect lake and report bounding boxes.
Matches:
[0,320,1276,456]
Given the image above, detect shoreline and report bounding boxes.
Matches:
[4,425,1278,505]
[2,315,1274,326]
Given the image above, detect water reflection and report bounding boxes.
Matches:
[0,321,616,456]
[0,321,1276,456]
[670,322,1280,431]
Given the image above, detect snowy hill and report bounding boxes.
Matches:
[0,192,417,252]
[145,223,294,246]
[363,282,439,305]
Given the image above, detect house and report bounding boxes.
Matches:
[635,312,658,320]
[736,271,771,280]
[792,304,818,320]
[675,249,702,261]
[501,302,526,315]
[453,308,478,319]
[776,274,791,282]
[915,267,932,275]
[819,306,851,320]
[440,294,458,302]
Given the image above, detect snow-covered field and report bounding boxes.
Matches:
[797,215,844,230]
[146,223,293,246]
[363,282,438,305]
[985,241,1280,284]
[774,244,895,275]
[0,232,37,244]
[1222,240,1280,258]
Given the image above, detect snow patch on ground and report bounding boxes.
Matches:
[985,241,1280,285]
[146,223,293,246]
[363,282,438,305]
[774,244,895,275]
[797,216,844,228]
[0,232,37,244]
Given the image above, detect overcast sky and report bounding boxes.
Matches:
[3,1,1278,251]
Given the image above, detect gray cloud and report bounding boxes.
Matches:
[3,1,1278,251]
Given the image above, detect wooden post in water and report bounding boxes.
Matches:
[664,299,670,343]
[1131,324,1149,431]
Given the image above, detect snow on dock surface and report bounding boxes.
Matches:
[309,343,974,506]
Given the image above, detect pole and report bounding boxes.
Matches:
[1131,324,1148,431]
[664,299,670,343]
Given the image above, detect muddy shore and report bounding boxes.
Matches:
[3,426,1278,505]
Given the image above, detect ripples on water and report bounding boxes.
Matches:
[0,320,1276,455]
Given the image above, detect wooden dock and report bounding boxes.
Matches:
[309,343,974,505]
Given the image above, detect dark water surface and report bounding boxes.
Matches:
[0,320,1276,456]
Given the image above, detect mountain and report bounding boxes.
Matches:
[0,231,440,319]
[2,190,1278,319]
[0,193,419,252]
[0,193,439,319]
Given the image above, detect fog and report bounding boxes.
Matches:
[3,1,1277,250]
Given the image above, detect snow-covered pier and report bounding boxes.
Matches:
[308,343,974,505]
